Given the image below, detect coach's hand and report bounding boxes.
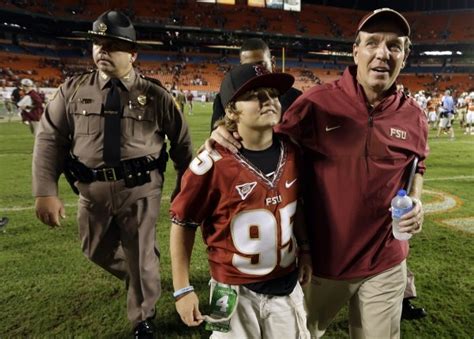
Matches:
[398,197,423,235]
[35,196,66,227]
[204,125,242,154]
[298,253,312,286]
[175,292,204,327]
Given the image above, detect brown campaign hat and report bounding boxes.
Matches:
[219,63,294,108]
[357,8,410,36]
[74,10,145,47]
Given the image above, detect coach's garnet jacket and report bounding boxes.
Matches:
[276,65,429,280]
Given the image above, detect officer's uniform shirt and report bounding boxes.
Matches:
[33,68,193,196]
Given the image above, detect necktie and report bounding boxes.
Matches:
[103,78,122,166]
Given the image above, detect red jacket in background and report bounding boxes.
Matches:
[21,90,44,122]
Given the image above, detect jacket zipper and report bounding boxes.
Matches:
[365,108,375,173]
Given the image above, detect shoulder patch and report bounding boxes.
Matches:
[66,70,96,102]
[50,87,60,101]
[66,69,94,82]
[78,69,95,76]
[140,75,167,91]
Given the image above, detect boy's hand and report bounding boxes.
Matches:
[175,292,204,327]
[298,253,312,286]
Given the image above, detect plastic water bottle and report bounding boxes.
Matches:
[391,189,413,240]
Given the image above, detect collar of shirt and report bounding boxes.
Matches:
[98,68,136,91]
[343,65,399,112]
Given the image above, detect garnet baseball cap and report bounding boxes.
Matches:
[219,63,294,108]
[357,8,410,36]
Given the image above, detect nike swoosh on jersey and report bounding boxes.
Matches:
[325,125,341,132]
[285,178,297,188]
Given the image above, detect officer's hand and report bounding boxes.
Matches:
[204,125,242,154]
[35,196,66,227]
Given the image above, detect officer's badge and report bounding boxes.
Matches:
[137,95,147,106]
[98,23,107,33]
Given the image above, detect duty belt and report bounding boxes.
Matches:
[93,160,157,182]
[94,167,122,181]
[63,146,168,193]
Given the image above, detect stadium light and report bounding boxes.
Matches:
[419,51,459,56]
[3,22,26,29]
[57,36,163,45]
[309,50,352,57]
[206,45,240,49]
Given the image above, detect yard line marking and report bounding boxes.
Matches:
[439,217,474,234]
[0,195,172,212]
[0,203,77,212]
[424,175,474,182]
[423,189,459,215]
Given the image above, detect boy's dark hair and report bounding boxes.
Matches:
[240,38,270,54]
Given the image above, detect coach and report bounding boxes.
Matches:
[208,8,429,338]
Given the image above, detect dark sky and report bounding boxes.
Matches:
[302,0,474,12]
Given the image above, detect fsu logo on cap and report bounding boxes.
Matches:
[98,23,107,33]
[253,64,269,76]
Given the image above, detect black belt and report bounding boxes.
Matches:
[64,146,168,193]
[92,166,125,181]
[93,158,159,182]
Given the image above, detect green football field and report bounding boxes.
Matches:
[0,102,472,338]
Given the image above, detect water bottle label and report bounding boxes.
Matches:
[392,206,413,219]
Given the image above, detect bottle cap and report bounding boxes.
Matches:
[397,189,407,196]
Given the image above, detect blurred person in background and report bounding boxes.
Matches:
[10,82,23,107]
[456,92,468,128]
[210,38,302,131]
[186,90,194,115]
[436,89,455,139]
[465,93,474,135]
[17,78,44,135]
[177,88,187,112]
[427,101,438,130]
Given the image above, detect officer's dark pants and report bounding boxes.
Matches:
[76,170,162,326]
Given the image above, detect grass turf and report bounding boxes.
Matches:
[0,102,472,338]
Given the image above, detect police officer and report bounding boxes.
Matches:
[32,10,193,338]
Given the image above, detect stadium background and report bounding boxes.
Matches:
[0,0,473,338]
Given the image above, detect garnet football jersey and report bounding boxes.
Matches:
[170,138,301,285]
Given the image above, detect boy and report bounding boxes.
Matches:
[170,63,312,339]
